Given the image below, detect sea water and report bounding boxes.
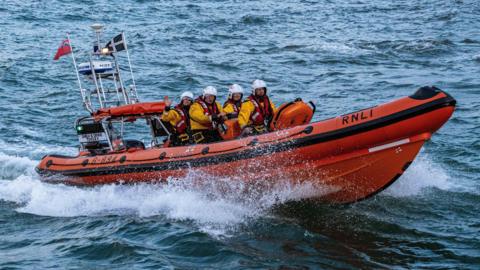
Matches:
[0,1,479,269]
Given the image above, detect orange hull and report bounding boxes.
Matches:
[36,86,456,203]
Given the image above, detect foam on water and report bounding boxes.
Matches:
[0,164,334,236]
[0,139,456,237]
[0,152,37,180]
[0,176,248,222]
[0,154,452,225]
[0,138,77,160]
[302,42,363,55]
[385,155,451,197]
[472,54,480,62]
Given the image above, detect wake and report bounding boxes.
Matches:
[0,144,453,235]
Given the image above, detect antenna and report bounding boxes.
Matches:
[89,23,107,107]
[90,23,104,51]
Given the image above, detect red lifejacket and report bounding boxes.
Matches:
[195,97,221,129]
[223,99,241,113]
[248,95,274,126]
[174,104,190,134]
[196,96,220,115]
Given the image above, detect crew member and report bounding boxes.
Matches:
[238,79,276,136]
[223,84,244,119]
[189,86,226,143]
[161,91,194,146]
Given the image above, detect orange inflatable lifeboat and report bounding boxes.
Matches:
[36,86,456,204]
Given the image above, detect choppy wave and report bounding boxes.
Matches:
[0,147,335,235]
[356,38,455,56]
[0,149,455,237]
[0,175,331,236]
[0,152,37,180]
[385,155,451,197]
[0,139,77,160]
[241,15,268,25]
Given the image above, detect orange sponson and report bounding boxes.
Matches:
[37,87,455,204]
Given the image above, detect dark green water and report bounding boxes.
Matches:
[0,0,479,269]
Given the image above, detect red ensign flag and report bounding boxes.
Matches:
[53,39,72,60]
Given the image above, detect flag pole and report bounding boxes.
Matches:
[111,43,128,104]
[122,32,138,102]
[67,33,82,91]
[66,33,91,112]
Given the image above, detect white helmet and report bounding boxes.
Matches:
[180,91,194,100]
[202,86,217,97]
[228,84,244,99]
[251,79,267,94]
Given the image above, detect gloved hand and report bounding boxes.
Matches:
[226,112,238,119]
[294,97,302,102]
[211,114,220,122]
[219,112,227,121]
[240,127,253,137]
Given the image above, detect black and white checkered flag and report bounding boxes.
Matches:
[105,33,125,52]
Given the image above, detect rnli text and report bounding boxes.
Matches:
[342,109,374,125]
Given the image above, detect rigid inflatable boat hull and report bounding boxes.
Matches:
[36,87,456,204]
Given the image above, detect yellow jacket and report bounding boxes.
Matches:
[189,101,224,130]
[161,109,181,127]
[223,102,242,119]
[238,99,276,128]
[223,103,237,115]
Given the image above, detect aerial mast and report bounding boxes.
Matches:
[73,24,140,113]
[91,23,103,53]
[89,23,107,108]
